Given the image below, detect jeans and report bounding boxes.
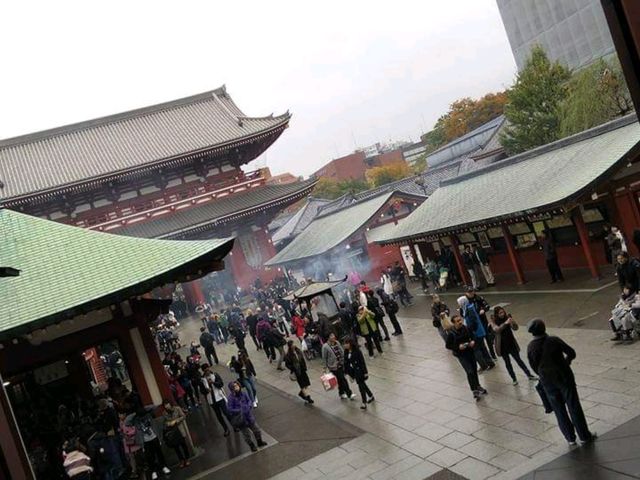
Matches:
[363,332,383,356]
[457,354,481,392]
[240,422,264,447]
[240,378,255,403]
[249,330,261,350]
[542,381,592,442]
[546,257,564,282]
[376,315,390,339]
[502,351,532,381]
[332,367,352,396]
[474,338,495,369]
[357,379,374,403]
[211,327,223,344]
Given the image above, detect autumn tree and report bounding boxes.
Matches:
[559,58,633,137]
[312,177,368,200]
[366,162,412,188]
[411,153,428,174]
[500,45,571,155]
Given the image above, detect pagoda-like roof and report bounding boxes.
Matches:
[1,209,234,339]
[117,179,317,239]
[0,86,290,202]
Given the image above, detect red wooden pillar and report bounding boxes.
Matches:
[0,376,33,479]
[449,235,470,285]
[573,209,601,279]
[501,225,526,285]
[117,326,153,405]
[134,316,173,402]
[182,280,205,307]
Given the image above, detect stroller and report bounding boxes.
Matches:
[609,293,640,342]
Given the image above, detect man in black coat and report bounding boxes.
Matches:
[527,319,595,446]
[462,245,480,290]
[540,232,564,283]
[473,244,495,286]
[616,252,640,293]
[199,326,219,365]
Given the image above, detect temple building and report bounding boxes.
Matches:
[0,86,316,305]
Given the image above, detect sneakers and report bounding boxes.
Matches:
[257,440,268,447]
[568,440,577,447]
[306,396,315,404]
[250,443,258,452]
[162,467,171,475]
[340,393,348,399]
[473,391,482,401]
[253,401,258,408]
[151,473,158,480]
[367,396,375,403]
[360,404,367,410]
[478,387,488,395]
[528,375,538,381]
[512,380,519,386]
[581,432,598,444]
[349,393,357,401]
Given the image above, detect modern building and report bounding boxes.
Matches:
[0,87,316,301]
[378,114,640,284]
[312,144,408,182]
[497,0,616,70]
[401,141,428,168]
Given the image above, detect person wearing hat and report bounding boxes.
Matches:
[526,319,596,446]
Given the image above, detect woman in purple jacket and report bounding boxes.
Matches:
[226,381,267,452]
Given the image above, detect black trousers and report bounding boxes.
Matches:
[211,399,230,433]
[144,437,166,473]
[376,315,390,339]
[388,312,402,334]
[249,330,261,350]
[457,354,480,392]
[363,332,383,356]
[356,379,373,403]
[332,367,352,396]
[502,351,532,381]
[205,346,219,366]
[546,257,564,282]
[172,436,189,462]
[543,381,592,443]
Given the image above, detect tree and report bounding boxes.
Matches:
[312,177,368,200]
[500,45,571,155]
[559,58,633,137]
[366,162,412,188]
[411,153,428,174]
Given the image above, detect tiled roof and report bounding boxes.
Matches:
[271,197,331,245]
[117,179,317,239]
[378,115,640,243]
[0,86,290,202]
[1,209,233,338]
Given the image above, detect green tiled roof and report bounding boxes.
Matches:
[265,192,394,265]
[377,116,640,243]
[1,209,233,337]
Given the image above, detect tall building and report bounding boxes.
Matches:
[497,0,616,70]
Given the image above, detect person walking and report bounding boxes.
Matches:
[431,294,450,341]
[465,287,497,360]
[257,314,275,362]
[322,333,355,400]
[344,337,375,409]
[526,319,596,446]
[245,309,261,350]
[226,381,268,452]
[291,311,306,341]
[126,407,170,480]
[266,323,286,371]
[462,245,480,289]
[490,307,537,385]
[199,326,219,366]
[412,260,429,292]
[473,244,495,286]
[162,400,191,468]
[540,232,564,283]
[457,296,495,371]
[445,314,488,401]
[206,315,223,345]
[376,288,403,335]
[380,269,394,297]
[366,290,391,341]
[356,306,383,357]
[284,340,314,404]
[201,364,230,436]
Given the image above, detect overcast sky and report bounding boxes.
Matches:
[0,0,517,177]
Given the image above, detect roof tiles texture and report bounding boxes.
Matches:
[0,87,289,201]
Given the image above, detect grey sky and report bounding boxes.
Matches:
[0,0,516,177]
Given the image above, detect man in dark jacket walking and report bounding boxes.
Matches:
[527,319,596,446]
[199,327,219,365]
[473,244,495,286]
[616,252,640,293]
[462,245,480,290]
[540,232,564,283]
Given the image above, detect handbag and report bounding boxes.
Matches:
[320,372,338,391]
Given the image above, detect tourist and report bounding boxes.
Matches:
[490,307,537,385]
[62,438,93,480]
[380,269,394,297]
[226,381,268,452]
[457,296,495,371]
[274,302,290,337]
[291,311,306,341]
[338,302,355,340]
[474,244,495,286]
[317,312,333,342]
[266,322,287,371]
[199,326,219,366]
[356,306,383,357]
[412,259,429,292]
[366,290,391,340]
[321,332,355,400]
[162,399,190,468]
[245,309,261,350]
[425,258,440,289]
[126,407,170,480]
[344,337,375,410]
[376,288,403,335]
[616,252,640,293]
[256,313,274,361]
[201,364,230,436]
[431,294,450,341]
[284,340,314,404]
[392,262,413,306]
[526,319,596,446]
[445,314,488,401]
[465,287,497,359]
[609,284,638,341]
[239,351,258,406]
[119,412,142,478]
[540,232,564,283]
[206,314,223,344]
[230,354,256,406]
[462,245,480,290]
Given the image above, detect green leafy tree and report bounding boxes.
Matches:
[500,45,571,155]
[559,58,633,137]
[411,153,428,174]
[312,177,369,199]
[365,162,412,188]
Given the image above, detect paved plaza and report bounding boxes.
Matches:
[177,269,640,480]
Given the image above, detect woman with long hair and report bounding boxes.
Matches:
[284,340,314,404]
[445,314,488,401]
[344,337,375,410]
[490,306,537,385]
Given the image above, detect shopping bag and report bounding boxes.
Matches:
[320,372,338,391]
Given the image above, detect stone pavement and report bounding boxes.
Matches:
[175,270,640,480]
